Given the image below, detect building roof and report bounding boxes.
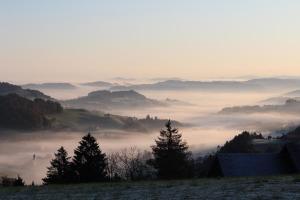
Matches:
[216,153,292,177]
[284,143,300,171]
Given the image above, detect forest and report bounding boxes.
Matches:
[0,94,62,129]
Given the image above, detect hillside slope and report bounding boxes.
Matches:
[0,93,183,132]
[49,109,183,132]
[0,82,53,101]
[63,90,166,111]
[0,176,299,199]
[22,83,76,90]
[0,94,62,130]
[219,99,300,114]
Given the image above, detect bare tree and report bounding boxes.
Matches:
[106,147,156,181]
[106,152,121,181]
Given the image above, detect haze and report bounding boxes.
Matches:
[1,0,300,82]
[2,86,300,184]
[2,1,300,184]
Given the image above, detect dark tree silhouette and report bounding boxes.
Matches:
[219,131,263,153]
[14,175,25,186]
[151,120,192,179]
[195,131,265,177]
[72,133,107,182]
[43,146,72,184]
[1,176,25,187]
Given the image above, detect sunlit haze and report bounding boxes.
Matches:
[1,0,300,82]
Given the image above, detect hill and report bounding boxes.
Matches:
[246,78,300,90]
[260,89,300,105]
[281,126,300,140]
[80,81,116,87]
[62,90,166,111]
[23,83,76,90]
[0,82,53,101]
[0,93,183,132]
[110,80,262,91]
[0,94,63,130]
[219,99,300,115]
[260,96,298,105]
[49,109,183,132]
[110,78,300,92]
[285,90,300,97]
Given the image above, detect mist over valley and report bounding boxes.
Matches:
[2,78,300,184]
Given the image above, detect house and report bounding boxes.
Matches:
[209,143,299,177]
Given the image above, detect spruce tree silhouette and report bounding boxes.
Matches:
[151,120,192,179]
[72,133,107,182]
[43,146,72,184]
[14,175,25,186]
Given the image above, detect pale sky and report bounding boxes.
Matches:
[1,0,300,83]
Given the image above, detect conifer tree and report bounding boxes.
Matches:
[14,175,25,186]
[43,146,72,184]
[72,133,107,182]
[151,120,192,179]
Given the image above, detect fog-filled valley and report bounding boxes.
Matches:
[3,78,300,184]
[3,2,300,199]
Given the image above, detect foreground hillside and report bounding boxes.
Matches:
[1,176,300,199]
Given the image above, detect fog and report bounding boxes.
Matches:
[1,85,300,184]
[0,128,237,184]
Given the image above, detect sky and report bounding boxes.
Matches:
[1,0,300,83]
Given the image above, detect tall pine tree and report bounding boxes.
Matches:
[43,146,72,184]
[72,133,107,182]
[151,120,192,179]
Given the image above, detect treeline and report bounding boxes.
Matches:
[1,122,268,186]
[42,121,267,184]
[43,120,193,184]
[0,94,62,129]
[0,176,25,187]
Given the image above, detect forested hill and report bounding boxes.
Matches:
[0,93,184,132]
[62,90,165,111]
[0,94,63,130]
[0,82,53,101]
[49,109,184,133]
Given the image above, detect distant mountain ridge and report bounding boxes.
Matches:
[285,90,300,97]
[245,78,300,89]
[220,99,300,115]
[110,78,300,92]
[260,89,300,105]
[23,82,76,90]
[111,80,260,91]
[81,81,116,87]
[260,96,299,105]
[0,82,53,101]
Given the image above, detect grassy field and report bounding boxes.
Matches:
[1,176,300,200]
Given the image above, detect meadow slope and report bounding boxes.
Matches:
[1,176,300,200]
